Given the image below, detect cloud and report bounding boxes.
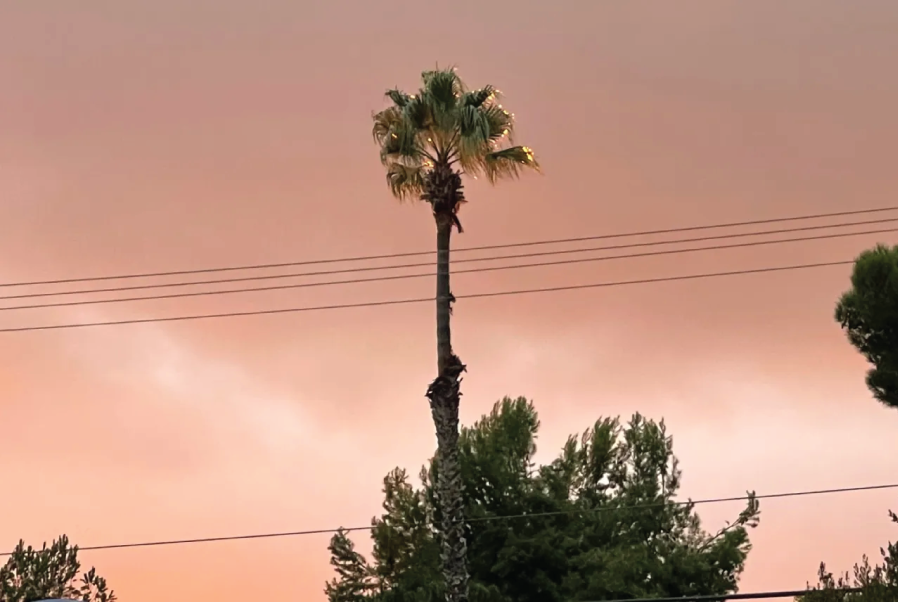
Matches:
[63,308,318,458]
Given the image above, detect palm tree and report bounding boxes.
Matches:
[372,67,540,602]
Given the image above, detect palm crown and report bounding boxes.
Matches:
[372,68,539,205]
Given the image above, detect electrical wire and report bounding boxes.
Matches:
[1,227,892,312]
[1,206,895,290]
[2,217,894,304]
[0,259,858,333]
[587,588,866,602]
[2,483,893,556]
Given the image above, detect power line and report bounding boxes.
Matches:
[2,217,893,304]
[1,206,895,290]
[1,227,892,312]
[0,259,857,333]
[588,588,866,602]
[3,483,893,556]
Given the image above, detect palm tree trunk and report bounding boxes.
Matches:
[435,216,453,374]
[427,213,470,602]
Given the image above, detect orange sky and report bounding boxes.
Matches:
[2,1,898,600]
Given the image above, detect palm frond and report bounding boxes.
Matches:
[372,106,403,145]
[482,146,540,183]
[422,68,464,133]
[461,86,496,108]
[402,94,431,132]
[457,106,490,152]
[453,92,516,169]
[386,163,426,201]
[376,97,436,167]
[421,68,465,105]
[385,89,413,108]
[378,118,422,166]
[482,104,515,144]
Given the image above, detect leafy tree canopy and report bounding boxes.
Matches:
[799,511,898,602]
[325,397,760,602]
[835,243,898,410]
[0,535,115,602]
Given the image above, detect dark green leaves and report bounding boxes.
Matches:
[324,397,759,602]
[325,529,378,602]
[461,87,496,108]
[835,244,898,409]
[420,69,463,111]
[0,535,116,602]
[386,89,413,108]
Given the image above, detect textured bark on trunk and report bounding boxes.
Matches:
[426,212,470,602]
[435,218,453,374]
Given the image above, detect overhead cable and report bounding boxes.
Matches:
[2,217,893,303]
[3,482,892,555]
[0,260,856,333]
[1,206,894,289]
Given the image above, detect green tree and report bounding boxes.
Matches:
[325,397,760,602]
[326,529,378,602]
[371,68,540,602]
[0,535,115,602]
[835,243,898,410]
[798,511,898,601]
[826,244,898,600]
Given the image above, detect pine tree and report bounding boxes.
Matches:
[835,243,898,410]
[325,529,376,602]
[324,397,760,602]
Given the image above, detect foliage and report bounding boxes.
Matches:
[826,248,898,598]
[325,530,378,602]
[0,535,115,602]
[325,397,761,602]
[835,244,898,410]
[798,511,898,602]
[372,67,539,206]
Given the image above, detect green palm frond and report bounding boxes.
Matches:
[422,68,464,135]
[456,106,490,159]
[386,89,413,108]
[482,146,540,183]
[421,68,464,107]
[461,86,496,108]
[386,163,426,201]
[402,94,431,131]
[454,102,517,172]
[372,67,540,200]
[378,118,422,166]
[482,104,515,143]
